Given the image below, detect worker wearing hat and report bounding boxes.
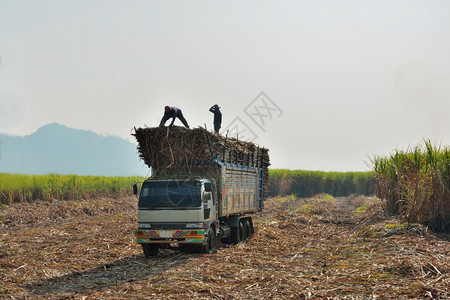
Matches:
[209,104,222,133]
[159,106,190,128]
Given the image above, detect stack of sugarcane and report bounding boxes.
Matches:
[132,126,270,199]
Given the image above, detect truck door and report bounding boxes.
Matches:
[203,182,216,220]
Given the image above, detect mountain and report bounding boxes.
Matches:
[0,123,149,176]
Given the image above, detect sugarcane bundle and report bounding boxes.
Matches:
[132,126,270,198]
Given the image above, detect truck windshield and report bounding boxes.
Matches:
[138,181,202,209]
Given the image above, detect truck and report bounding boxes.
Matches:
[132,126,269,257]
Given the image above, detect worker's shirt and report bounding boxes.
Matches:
[161,107,182,124]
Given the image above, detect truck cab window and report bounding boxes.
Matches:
[138,181,202,208]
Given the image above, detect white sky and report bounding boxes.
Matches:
[1,0,450,171]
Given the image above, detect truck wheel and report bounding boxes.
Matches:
[231,223,240,244]
[230,220,246,244]
[243,219,252,240]
[202,227,216,254]
[142,244,159,257]
[238,221,247,242]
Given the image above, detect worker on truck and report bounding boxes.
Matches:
[209,104,222,133]
[159,106,190,128]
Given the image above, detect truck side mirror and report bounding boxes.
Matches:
[204,182,212,192]
[133,184,138,195]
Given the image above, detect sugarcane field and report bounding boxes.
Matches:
[1,194,449,299]
[1,126,449,299]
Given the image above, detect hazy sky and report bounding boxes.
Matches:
[1,0,450,171]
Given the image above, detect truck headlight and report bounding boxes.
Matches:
[138,223,152,229]
[186,223,204,228]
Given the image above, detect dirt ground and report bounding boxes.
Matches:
[0,194,449,299]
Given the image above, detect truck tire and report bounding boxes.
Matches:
[202,227,216,254]
[239,221,247,242]
[142,244,159,257]
[231,223,239,244]
[243,219,252,240]
[231,220,246,243]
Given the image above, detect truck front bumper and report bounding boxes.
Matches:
[135,229,205,244]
